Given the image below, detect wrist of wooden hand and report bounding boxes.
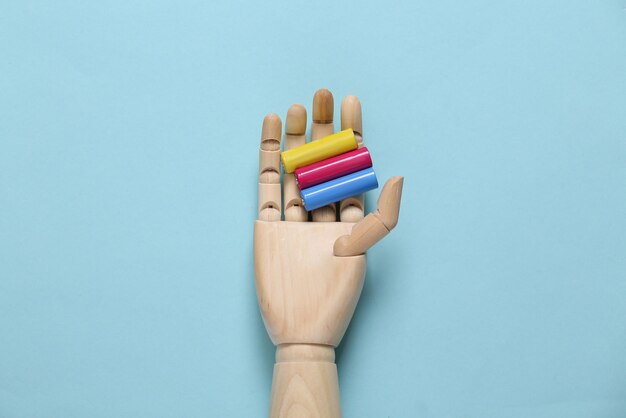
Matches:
[276,344,335,363]
[270,344,342,417]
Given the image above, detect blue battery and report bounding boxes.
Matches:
[301,167,378,211]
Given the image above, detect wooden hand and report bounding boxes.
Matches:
[254,89,403,418]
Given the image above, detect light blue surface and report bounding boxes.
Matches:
[1,1,625,417]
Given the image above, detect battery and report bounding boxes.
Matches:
[281,129,358,173]
[301,167,378,211]
[294,147,373,189]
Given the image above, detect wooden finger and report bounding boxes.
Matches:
[310,88,337,222]
[333,176,404,256]
[258,113,282,221]
[339,96,365,222]
[283,104,308,222]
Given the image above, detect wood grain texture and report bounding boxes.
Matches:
[339,96,365,223]
[284,104,308,222]
[311,89,337,222]
[254,220,366,417]
[333,176,404,256]
[259,113,282,221]
[270,357,341,418]
[254,221,366,346]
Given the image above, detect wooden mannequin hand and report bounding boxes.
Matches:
[254,89,403,418]
[255,181,403,346]
[255,220,365,346]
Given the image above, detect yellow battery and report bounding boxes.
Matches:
[281,129,358,173]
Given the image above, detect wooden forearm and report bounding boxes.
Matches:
[269,344,342,418]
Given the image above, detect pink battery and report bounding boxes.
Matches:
[294,147,373,189]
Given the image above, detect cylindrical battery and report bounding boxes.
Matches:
[281,129,358,173]
[301,167,378,211]
[294,147,373,189]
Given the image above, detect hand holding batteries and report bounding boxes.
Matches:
[254,89,403,417]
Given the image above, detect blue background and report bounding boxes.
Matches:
[1,1,625,417]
